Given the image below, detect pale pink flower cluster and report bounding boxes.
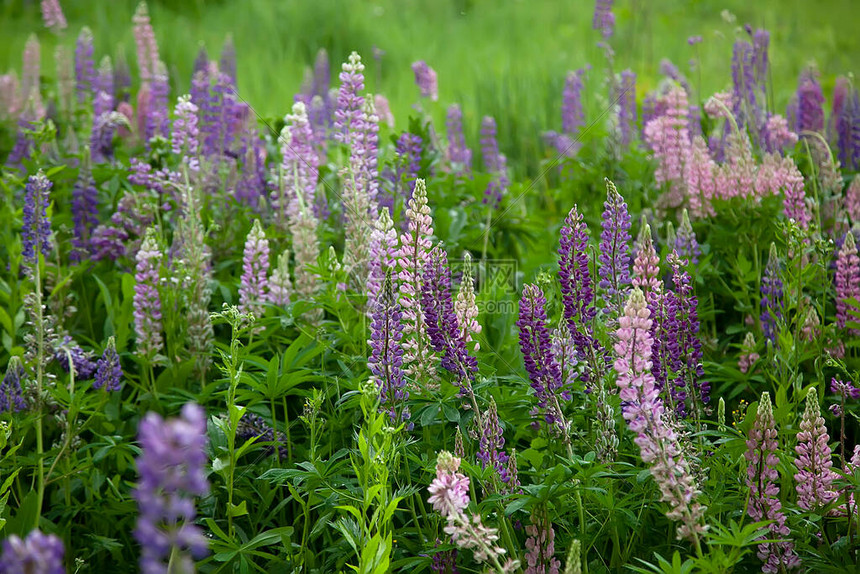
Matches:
[836,232,860,331]
[738,332,759,374]
[455,252,482,351]
[133,2,160,83]
[844,177,860,225]
[794,388,838,511]
[40,0,67,33]
[238,220,270,318]
[631,224,661,295]
[764,114,798,152]
[614,288,707,542]
[524,509,561,574]
[643,86,689,192]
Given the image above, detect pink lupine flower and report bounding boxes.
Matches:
[524,509,561,574]
[794,388,838,511]
[428,452,470,519]
[455,252,481,352]
[777,156,811,229]
[704,91,733,120]
[644,86,689,190]
[715,131,756,200]
[40,0,67,32]
[21,35,44,118]
[134,228,164,359]
[738,332,759,374]
[614,288,707,543]
[631,224,661,296]
[133,2,160,83]
[835,231,860,331]
[745,392,801,573]
[411,60,439,101]
[374,94,395,128]
[764,114,798,153]
[239,220,270,318]
[844,176,860,225]
[683,135,716,217]
[269,250,293,306]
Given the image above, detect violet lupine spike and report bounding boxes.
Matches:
[430,542,459,574]
[592,0,614,39]
[171,94,200,170]
[134,403,209,574]
[40,0,67,33]
[239,220,270,319]
[70,167,99,263]
[133,2,160,84]
[236,413,289,461]
[277,101,319,229]
[835,85,860,171]
[794,388,838,511]
[524,509,561,574]
[192,46,209,78]
[480,116,508,208]
[367,209,400,315]
[134,228,164,360]
[618,69,637,147]
[333,51,365,145]
[613,288,707,543]
[674,210,701,265]
[21,171,53,270]
[75,27,95,105]
[54,336,98,380]
[550,320,578,396]
[219,35,237,85]
[368,271,411,427]
[94,56,115,115]
[445,104,472,175]
[835,231,860,331]
[476,397,509,484]
[268,250,293,306]
[422,246,478,387]
[668,253,709,415]
[0,357,27,413]
[598,179,632,314]
[790,69,825,135]
[398,179,436,388]
[558,205,596,329]
[731,39,759,131]
[752,29,770,88]
[760,243,783,344]
[21,34,43,119]
[517,283,566,429]
[388,131,423,203]
[632,224,661,295]
[745,392,801,573]
[94,337,123,392]
[144,62,170,144]
[0,529,65,574]
[504,449,523,495]
[455,253,481,352]
[562,69,586,139]
[412,61,439,101]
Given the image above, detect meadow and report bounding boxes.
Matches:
[0,0,860,572]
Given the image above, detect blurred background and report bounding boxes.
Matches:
[1,0,858,174]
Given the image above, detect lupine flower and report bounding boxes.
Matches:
[778,156,811,229]
[480,116,509,208]
[143,62,170,143]
[504,449,522,495]
[764,114,798,154]
[40,0,67,32]
[133,2,160,83]
[237,413,288,461]
[412,61,439,101]
[524,509,561,574]
[368,272,410,426]
[75,28,95,104]
[731,39,760,132]
[446,104,472,175]
[594,383,618,463]
[518,284,567,429]
[291,210,322,323]
[562,69,586,139]
[788,69,825,134]
[239,220,270,318]
[114,55,132,102]
[333,51,365,145]
[428,452,471,518]
[845,177,860,225]
[592,0,614,39]
[477,397,509,485]
[134,229,164,360]
[54,336,98,379]
[134,403,209,574]
[0,357,27,413]
[70,168,99,262]
[269,250,293,306]
[738,332,759,374]
[760,243,783,344]
[275,102,319,231]
[632,224,660,295]
[455,253,481,352]
[617,70,637,147]
[430,542,459,574]
[799,304,820,342]
[831,378,860,401]
[381,131,423,209]
[171,95,199,170]
[614,288,707,542]
[684,136,718,211]
[0,73,21,121]
[0,529,65,574]
[598,179,632,313]
[21,35,43,118]
[94,56,115,113]
[52,47,71,112]
[92,337,123,392]
[220,35,237,85]
[794,388,838,510]
[422,247,477,387]
[714,131,756,200]
[745,392,801,573]
[644,86,690,192]
[836,231,860,331]
[398,179,436,387]
[558,205,596,334]
[674,209,701,265]
[834,82,860,171]
[367,209,399,316]
[21,172,53,269]
[563,539,582,574]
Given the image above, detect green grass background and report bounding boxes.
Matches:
[2,0,858,173]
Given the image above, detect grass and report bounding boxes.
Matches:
[1,0,858,175]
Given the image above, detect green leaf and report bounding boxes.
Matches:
[228,501,248,518]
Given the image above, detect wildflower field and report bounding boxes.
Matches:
[2,0,860,572]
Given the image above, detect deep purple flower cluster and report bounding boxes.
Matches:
[760,243,783,344]
[94,338,123,392]
[74,27,95,104]
[832,79,860,170]
[0,529,65,574]
[598,179,632,311]
[368,272,410,426]
[21,172,53,267]
[0,358,27,413]
[134,403,210,574]
[788,69,825,134]
[421,247,477,387]
[70,169,99,262]
[592,0,614,39]
[237,412,289,461]
[53,336,98,380]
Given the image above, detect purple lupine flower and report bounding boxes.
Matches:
[40,0,67,32]
[368,271,411,426]
[389,131,423,202]
[75,27,95,104]
[760,243,783,344]
[94,56,115,114]
[832,378,860,401]
[794,388,838,510]
[91,106,128,163]
[614,288,707,542]
[430,542,459,574]
[738,332,760,374]
[0,529,65,574]
[480,116,508,208]
[476,398,509,483]
[517,284,566,428]
[731,39,759,131]
[144,62,170,143]
[598,179,632,313]
[0,357,27,413]
[334,51,365,145]
[644,86,690,190]
[745,392,801,573]
[789,69,825,134]
[445,104,472,175]
[134,228,164,359]
[275,102,319,229]
[835,231,860,331]
[239,220,270,318]
[171,94,199,169]
[235,124,268,207]
[134,403,209,574]
[835,86,860,171]
[21,172,53,268]
[219,35,237,85]
[752,29,770,88]
[422,247,477,386]
[592,0,614,39]
[237,413,289,461]
[558,205,596,329]
[367,209,399,315]
[667,253,708,416]
[70,168,99,263]
[268,250,292,306]
[617,69,637,147]
[562,69,586,139]
[524,509,561,574]
[94,337,123,391]
[659,59,691,96]
[132,2,160,83]
[54,336,98,379]
[398,179,436,386]
[674,210,701,265]
[192,47,209,78]
[412,60,439,101]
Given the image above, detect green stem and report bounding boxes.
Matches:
[281,396,293,463]
[34,261,45,530]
